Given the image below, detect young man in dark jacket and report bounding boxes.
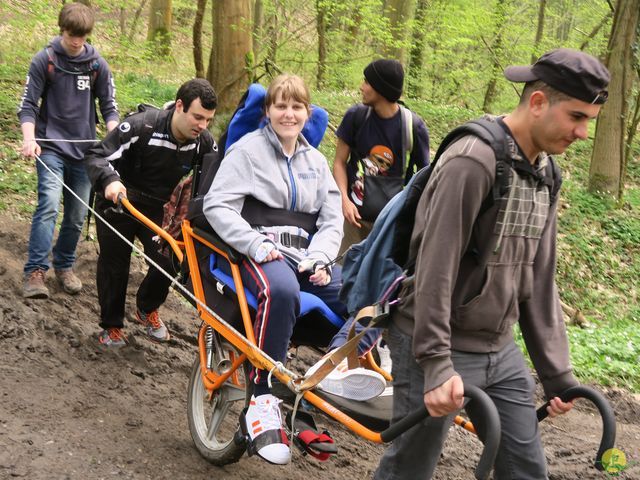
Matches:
[18,2,119,299]
[374,49,610,479]
[84,78,217,347]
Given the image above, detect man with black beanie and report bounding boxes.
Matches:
[332,58,430,256]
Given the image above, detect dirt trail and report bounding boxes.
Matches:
[0,212,638,479]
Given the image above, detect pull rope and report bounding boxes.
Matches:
[34,138,97,143]
[31,152,299,381]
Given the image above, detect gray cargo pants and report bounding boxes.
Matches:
[373,322,547,480]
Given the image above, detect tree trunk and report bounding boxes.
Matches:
[382,0,416,64]
[193,0,207,78]
[253,0,264,62]
[147,0,173,56]
[316,0,328,88]
[589,0,639,198]
[579,11,613,50]
[119,6,126,37]
[531,0,546,63]
[554,0,576,41]
[407,0,428,98]
[209,0,253,113]
[128,0,149,43]
[265,6,279,76]
[482,0,509,113]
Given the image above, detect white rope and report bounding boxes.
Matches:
[34,138,97,143]
[32,152,299,382]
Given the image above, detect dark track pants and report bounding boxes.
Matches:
[95,197,174,329]
[229,257,347,388]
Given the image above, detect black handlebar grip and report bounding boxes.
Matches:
[380,384,501,480]
[537,385,616,471]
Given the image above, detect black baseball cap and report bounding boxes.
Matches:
[504,48,610,104]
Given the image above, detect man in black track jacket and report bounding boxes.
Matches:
[85,78,217,347]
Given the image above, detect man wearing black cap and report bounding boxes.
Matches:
[374,49,610,479]
[333,58,430,255]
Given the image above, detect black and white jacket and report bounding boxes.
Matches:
[84,107,216,205]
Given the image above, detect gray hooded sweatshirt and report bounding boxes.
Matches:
[203,124,343,264]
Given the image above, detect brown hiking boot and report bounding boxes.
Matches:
[23,269,49,299]
[55,269,83,294]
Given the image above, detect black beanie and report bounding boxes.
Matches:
[363,59,404,103]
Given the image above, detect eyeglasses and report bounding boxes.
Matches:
[591,90,608,104]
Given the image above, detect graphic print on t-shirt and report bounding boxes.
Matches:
[350,144,395,206]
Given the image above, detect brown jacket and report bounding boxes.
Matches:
[393,130,578,399]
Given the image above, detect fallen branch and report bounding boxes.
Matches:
[561,300,587,327]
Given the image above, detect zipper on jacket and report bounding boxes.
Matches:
[286,157,297,211]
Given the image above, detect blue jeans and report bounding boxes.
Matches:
[24,153,91,274]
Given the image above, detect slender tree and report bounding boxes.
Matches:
[482,0,510,113]
[147,0,173,56]
[316,0,328,88]
[407,0,428,98]
[209,0,253,112]
[382,0,416,64]
[531,0,546,63]
[589,0,640,198]
[193,0,207,78]
[253,0,264,64]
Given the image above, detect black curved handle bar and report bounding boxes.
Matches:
[537,385,616,471]
[380,385,500,480]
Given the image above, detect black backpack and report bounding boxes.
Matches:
[394,116,561,272]
[339,116,561,313]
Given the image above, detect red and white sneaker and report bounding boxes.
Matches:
[241,394,290,464]
[306,356,386,401]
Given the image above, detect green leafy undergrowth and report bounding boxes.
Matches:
[568,319,640,391]
[0,145,36,215]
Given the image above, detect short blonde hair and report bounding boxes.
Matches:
[265,74,311,114]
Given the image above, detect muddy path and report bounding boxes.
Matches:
[0,213,638,479]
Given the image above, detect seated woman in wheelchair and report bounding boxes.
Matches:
[203,74,384,465]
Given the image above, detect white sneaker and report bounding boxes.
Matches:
[377,338,392,374]
[242,394,290,465]
[306,356,386,401]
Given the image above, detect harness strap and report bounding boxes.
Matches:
[296,304,390,391]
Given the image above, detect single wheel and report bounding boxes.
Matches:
[187,326,251,465]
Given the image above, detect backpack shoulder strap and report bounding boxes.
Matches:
[348,105,371,164]
[133,107,162,173]
[542,155,562,205]
[433,117,510,209]
[139,107,161,143]
[399,105,413,174]
[390,165,435,270]
[45,47,56,84]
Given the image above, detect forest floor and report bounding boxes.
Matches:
[0,210,639,480]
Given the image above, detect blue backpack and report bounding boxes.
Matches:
[339,117,562,315]
[218,83,329,157]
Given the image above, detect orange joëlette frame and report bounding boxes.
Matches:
[120,198,477,440]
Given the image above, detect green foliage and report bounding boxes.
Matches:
[115,73,177,115]
[0,145,36,214]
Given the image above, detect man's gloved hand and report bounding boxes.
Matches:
[298,258,331,287]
